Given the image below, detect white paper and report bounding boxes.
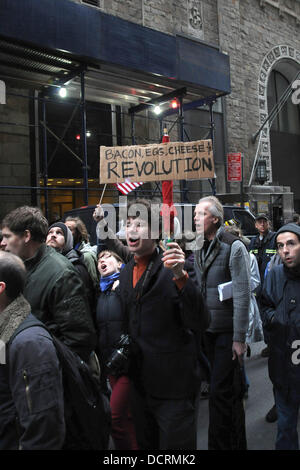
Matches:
[218,281,233,301]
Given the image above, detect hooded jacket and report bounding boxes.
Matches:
[261,223,300,396]
[261,264,300,398]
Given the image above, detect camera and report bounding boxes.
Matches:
[106,334,132,376]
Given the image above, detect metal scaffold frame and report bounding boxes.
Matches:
[128,87,218,203]
[0,79,222,222]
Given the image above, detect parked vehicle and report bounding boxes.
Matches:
[223,205,257,238]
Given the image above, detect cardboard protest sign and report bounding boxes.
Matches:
[99,139,214,184]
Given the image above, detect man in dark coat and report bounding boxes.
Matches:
[261,223,300,450]
[249,213,277,358]
[46,221,96,319]
[249,213,277,284]
[1,206,96,362]
[0,251,65,450]
[111,198,210,450]
[193,196,251,450]
[65,216,99,289]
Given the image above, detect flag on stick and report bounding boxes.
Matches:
[161,126,177,238]
[114,180,144,195]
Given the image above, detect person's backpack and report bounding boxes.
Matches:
[10,314,111,450]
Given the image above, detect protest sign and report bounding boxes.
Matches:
[99,139,214,184]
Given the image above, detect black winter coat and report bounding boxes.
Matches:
[96,287,125,367]
[261,264,300,398]
[0,304,65,450]
[118,248,210,399]
[249,231,277,287]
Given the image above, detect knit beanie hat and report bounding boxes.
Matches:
[275,223,300,242]
[48,221,73,254]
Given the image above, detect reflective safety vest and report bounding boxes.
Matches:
[249,231,277,282]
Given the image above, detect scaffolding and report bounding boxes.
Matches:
[0,74,221,221]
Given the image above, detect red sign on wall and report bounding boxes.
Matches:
[227,153,242,182]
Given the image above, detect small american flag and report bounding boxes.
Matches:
[114,180,144,195]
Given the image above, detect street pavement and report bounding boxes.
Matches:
[196,341,300,450]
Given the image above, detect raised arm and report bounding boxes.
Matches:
[93,204,132,263]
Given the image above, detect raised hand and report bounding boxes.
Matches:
[93,203,104,222]
[161,241,186,279]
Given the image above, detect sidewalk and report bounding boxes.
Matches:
[196,341,278,450]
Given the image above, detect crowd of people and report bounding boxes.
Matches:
[0,197,299,450]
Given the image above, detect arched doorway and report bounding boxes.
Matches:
[267,62,300,212]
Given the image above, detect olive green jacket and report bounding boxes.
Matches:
[24,244,96,361]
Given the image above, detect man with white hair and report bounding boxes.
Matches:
[193,196,251,450]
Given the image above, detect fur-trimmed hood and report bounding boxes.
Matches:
[0,295,31,344]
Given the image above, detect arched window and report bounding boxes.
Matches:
[267,69,300,135]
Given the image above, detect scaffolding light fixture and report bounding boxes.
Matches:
[58,86,67,98]
[153,105,162,115]
[170,99,178,109]
[129,87,187,115]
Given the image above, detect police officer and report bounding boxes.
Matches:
[249,213,276,358]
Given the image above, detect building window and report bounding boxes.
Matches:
[267,69,300,135]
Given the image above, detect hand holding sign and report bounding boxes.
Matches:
[93,203,104,222]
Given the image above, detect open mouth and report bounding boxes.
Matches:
[128,237,140,247]
[100,263,107,272]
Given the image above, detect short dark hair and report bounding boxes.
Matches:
[98,250,124,264]
[126,198,162,240]
[0,251,26,300]
[1,206,48,243]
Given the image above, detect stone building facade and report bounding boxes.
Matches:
[76,0,300,219]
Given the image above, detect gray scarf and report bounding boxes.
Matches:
[0,295,31,344]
